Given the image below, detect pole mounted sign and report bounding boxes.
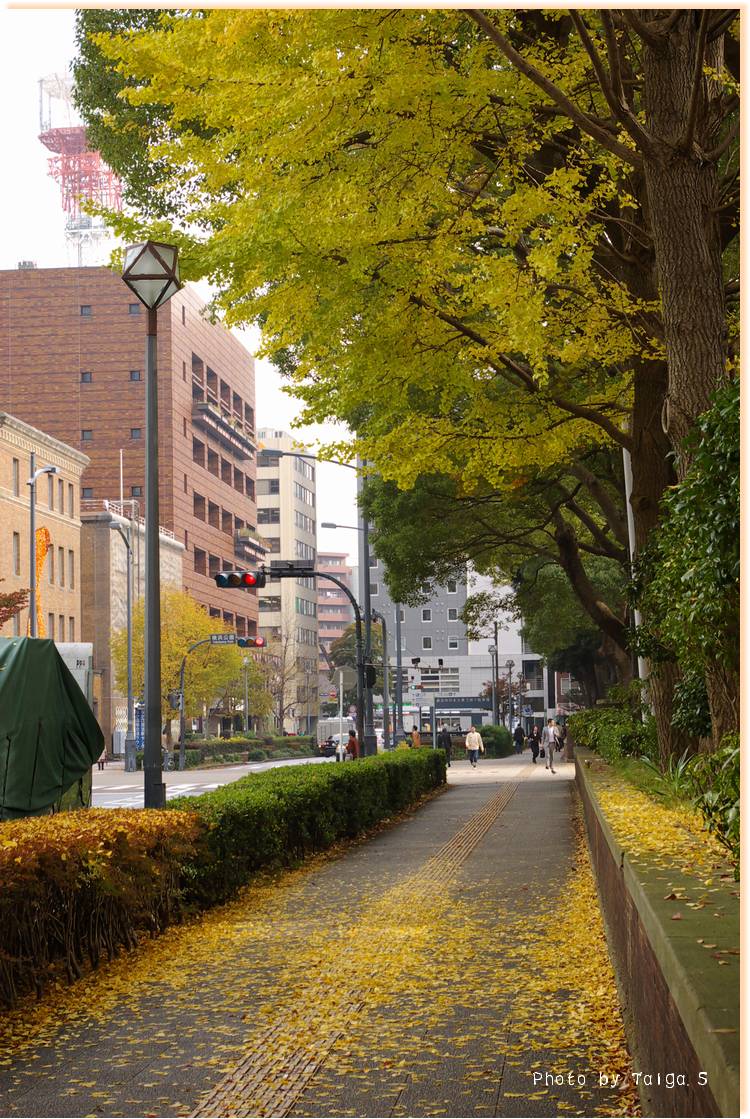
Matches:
[434,695,493,710]
[210,633,237,645]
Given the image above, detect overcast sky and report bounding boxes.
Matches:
[0,8,360,566]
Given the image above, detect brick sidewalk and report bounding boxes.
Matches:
[0,755,633,1119]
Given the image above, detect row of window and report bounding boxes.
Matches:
[11,534,75,589]
[80,370,142,383]
[192,438,255,500]
[81,485,141,501]
[9,612,75,641]
[294,458,315,482]
[191,353,254,432]
[80,303,142,318]
[10,459,77,519]
[295,541,315,562]
[204,607,256,637]
[295,596,317,617]
[294,509,315,534]
[293,481,315,507]
[80,428,142,443]
[192,492,254,536]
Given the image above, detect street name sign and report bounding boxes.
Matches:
[210,633,237,645]
[434,695,492,710]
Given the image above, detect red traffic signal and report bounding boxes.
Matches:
[215,569,266,589]
[237,635,266,648]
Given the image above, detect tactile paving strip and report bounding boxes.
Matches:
[192,781,519,1118]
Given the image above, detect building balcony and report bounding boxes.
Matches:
[234,527,268,562]
[192,401,256,461]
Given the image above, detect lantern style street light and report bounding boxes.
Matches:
[26,457,58,638]
[122,241,181,809]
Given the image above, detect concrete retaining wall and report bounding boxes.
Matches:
[576,749,739,1118]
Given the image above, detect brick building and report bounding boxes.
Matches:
[0,412,89,640]
[0,265,262,633]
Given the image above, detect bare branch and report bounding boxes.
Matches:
[705,117,740,162]
[463,8,643,169]
[570,11,653,150]
[680,10,711,153]
[600,10,627,107]
[622,10,669,51]
[707,10,739,42]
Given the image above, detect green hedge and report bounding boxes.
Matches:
[172,748,446,904]
[478,725,514,758]
[0,750,444,1005]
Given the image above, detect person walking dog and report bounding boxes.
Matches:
[465,726,484,768]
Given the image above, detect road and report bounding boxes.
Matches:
[92,755,333,809]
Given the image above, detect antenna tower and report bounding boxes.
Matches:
[38,74,122,266]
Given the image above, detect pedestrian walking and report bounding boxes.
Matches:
[541,719,558,773]
[347,729,359,759]
[528,725,541,764]
[513,723,525,755]
[97,750,106,771]
[411,725,421,749]
[465,725,484,768]
[437,724,453,766]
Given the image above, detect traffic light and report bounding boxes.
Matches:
[237,636,266,648]
[215,569,266,589]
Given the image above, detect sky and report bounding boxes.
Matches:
[0,8,360,567]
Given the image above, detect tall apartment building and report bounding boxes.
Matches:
[256,430,318,734]
[317,551,355,681]
[0,413,89,640]
[0,265,263,633]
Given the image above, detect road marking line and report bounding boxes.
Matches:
[192,781,519,1119]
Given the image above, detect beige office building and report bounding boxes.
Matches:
[0,413,89,640]
[256,430,318,734]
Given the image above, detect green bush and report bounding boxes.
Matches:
[569,683,657,764]
[172,748,446,904]
[246,747,267,762]
[478,725,514,758]
[689,734,739,872]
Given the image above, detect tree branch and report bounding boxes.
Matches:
[680,9,710,153]
[564,495,629,563]
[600,10,628,107]
[622,10,670,51]
[570,11,653,149]
[463,8,644,168]
[705,117,740,162]
[707,10,739,42]
[566,462,630,547]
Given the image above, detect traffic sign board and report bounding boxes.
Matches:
[210,633,237,644]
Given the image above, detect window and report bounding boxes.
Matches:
[182,361,187,382]
[48,474,54,509]
[68,617,75,641]
[421,608,432,622]
[421,582,431,594]
[257,478,280,496]
[12,533,20,576]
[398,607,405,622]
[207,449,219,476]
[82,487,93,499]
[59,614,65,638]
[131,485,142,497]
[183,418,187,438]
[446,578,457,594]
[129,369,141,381]
[265,538,280,553]
[222,509,233,534]
[58,478,64,510]
[208,554,221,577]
[80,305,92,317]
[193,493,206,521]
[193,437,205,467]
[80,371,92,383]
[448,608,458,621]
[58,547,65,586]
[258,508,280,524]
[222,611,234,627]
[48,613,55,638]
[184,474,188,493]
[245,475,254,500]
[369,582,379,596]
[130,428,142,440]
[12,458,19,497]
[68,550,74,589]
[68,483,74,517]
[448,638,459,650]
[181,305,186,325]
[48,546,54,585]
[193,548,207,575]
[81,430,93,442]
[128,303,140,315]
[221,458,232,485]
[208,501,220,529]
[422,636,433,650]
[369,555,378,568]
[233,468,244,495]
[12,613,20,637]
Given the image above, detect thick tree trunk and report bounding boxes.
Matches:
[640,12,728,469]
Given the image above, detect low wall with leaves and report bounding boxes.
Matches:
[0,750,445,1007]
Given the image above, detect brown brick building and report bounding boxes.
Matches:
[0,265,262,634]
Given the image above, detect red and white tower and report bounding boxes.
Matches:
[38,74,122,266]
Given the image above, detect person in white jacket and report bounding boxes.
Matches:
[540,719,558,773]
[465,726,484,768]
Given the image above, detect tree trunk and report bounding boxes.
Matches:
[640,12,729,469]
[706,663,740,746]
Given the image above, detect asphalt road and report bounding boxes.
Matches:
[92,755,333,809]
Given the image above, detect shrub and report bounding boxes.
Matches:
[569,682,657,764]
[478,725,513,758]
[688,734,739,872]
[0,750,444,1006]
[246,747,267,762]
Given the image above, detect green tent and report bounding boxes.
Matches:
[0,637,104,820]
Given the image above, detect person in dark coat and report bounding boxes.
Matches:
[528,724,541,764]
[513,723,525,754]
[437,724,452,767]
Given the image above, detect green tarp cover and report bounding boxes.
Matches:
[0,637,104,820]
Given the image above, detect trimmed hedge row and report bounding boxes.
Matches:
[0,750,445,1007]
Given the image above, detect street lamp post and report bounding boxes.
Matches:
[394,605,405,744]
[110,521,136,771]
[371,607,390,751]
[26,456,58,638]
[122,240,181,809]
[243,656,250,733]
[488,643,498,725]
[505,659,515,729]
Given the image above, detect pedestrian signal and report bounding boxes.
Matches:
[215,569,266,589]
[237,636,267,648]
